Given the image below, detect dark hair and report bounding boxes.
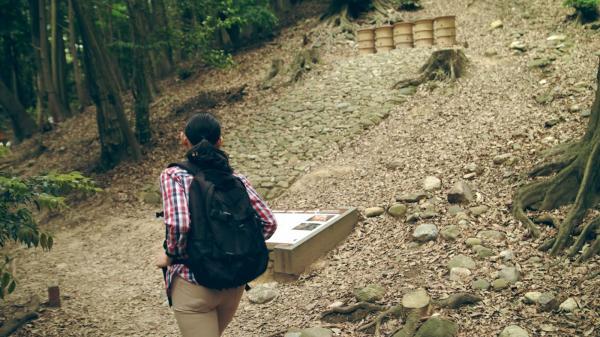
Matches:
[184,113,221,145]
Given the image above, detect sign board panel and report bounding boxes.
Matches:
[266,208,358,275]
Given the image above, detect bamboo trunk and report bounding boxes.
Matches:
[72,0,141,168]
[0,79,37,141]
[67,0,90,110]
[39,0,66,123]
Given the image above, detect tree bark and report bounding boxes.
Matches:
[38,0,66,123]
[513,60,600,260]
[67,0,90,110]
[151,0,174,76]
[127,0,152,144]
[0,79,37,141]
[72,0,141,169]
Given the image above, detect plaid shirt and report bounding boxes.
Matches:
[159,166,277,295]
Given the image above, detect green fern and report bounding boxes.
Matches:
[0,171,99,299]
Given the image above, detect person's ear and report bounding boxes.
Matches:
[180,132,192,148]
[216,136,223,148]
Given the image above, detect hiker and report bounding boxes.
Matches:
[155,113,277,337]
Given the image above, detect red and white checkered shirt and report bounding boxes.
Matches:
[159,166,277,295]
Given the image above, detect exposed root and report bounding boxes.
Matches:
[287,46,319,84]
[0,295,40,337]
[321,302,386,323]
[569,217,600,257]
[393,49,468,90]
[435,293,482,309]
[539,160,581,211]
[260,58,284,90]
[513,180,551,238]
[539,237,556,251]
[550,142,600,255]
[577,233,600,262]
[529,154,577,177]
[391,309,420,337]
[357,305,407,336]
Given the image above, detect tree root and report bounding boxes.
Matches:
[529,154,577,177]
[391,309,420,337]
[393,49,468,90]
[287,46,319,84]
[0,296,40,337]
[320,302,386,323]
[569,217,600,257]
[434,293,482,309]
[357,305,407,336]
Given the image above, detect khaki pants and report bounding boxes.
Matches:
[171,277,244,337]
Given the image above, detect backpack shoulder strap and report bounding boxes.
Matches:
[168,161,201,176]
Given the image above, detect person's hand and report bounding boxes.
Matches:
[155,250,171,269]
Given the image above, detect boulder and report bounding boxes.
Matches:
[447,181,473,204]
[300,327,333,337]
[449,267,472,282]
[415,317,458,337]
[510,41,527,52]
[397,193,428,203]
[247,285,279,304]
[499,250,514,262]
[492,278,509,290]
[490,20,503,29]
[477,230,506,241]
[473,245,494,259]
[423,176,442,191]
[498,267,520,283]
[441,225,460,241]
[523,291,542,304]
[388,204,408,218]
[499,325,530,337]
[448,255,476,270]
[365,207,385,218]
[538,292,558,311]
[472,279,490,290]
[469,205,489,216]
[559,298,578,312]
[493,153,512,165]
[465,238,482,247]
[413,224,439,242]
[354,284,385,303]
[402,288,431,309]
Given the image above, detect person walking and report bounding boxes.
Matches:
[156,113,277,337]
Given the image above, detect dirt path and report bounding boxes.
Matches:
[3,0,600,336]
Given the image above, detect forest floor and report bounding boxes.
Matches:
[1,0,600,336]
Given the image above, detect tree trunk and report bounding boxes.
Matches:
[29,0,46,126]
[127,0,152,144]
[39,0,66,123]
[0,79,37,141]
[151,0,174,77]
[72,0,141,169]
[513,60,600,261]
[67,0,90,110]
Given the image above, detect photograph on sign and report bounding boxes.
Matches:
[266,211,341,246]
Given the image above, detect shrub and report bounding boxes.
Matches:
[0,171,99,299]
[564,0,599,22]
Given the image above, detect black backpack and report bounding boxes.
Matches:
[169,161,269,289]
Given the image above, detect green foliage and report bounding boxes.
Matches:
[173,0,277,66]
[564,0,599,21]
[0,144,10,158]
[0,171,99,299]
[395,0,422,11]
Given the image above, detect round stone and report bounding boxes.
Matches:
[364,207,385,217]
[472,278,490,290]
[388,204,408,218]
[465,238,482,247]
[402,288,431,309]
[492,278,510,290]
[448,255,476,270]
[499,325,530,337]
[413,224,439,242]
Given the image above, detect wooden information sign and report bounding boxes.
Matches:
[266,208,358,275]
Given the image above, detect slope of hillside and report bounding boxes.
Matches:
[2,0,599,336]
